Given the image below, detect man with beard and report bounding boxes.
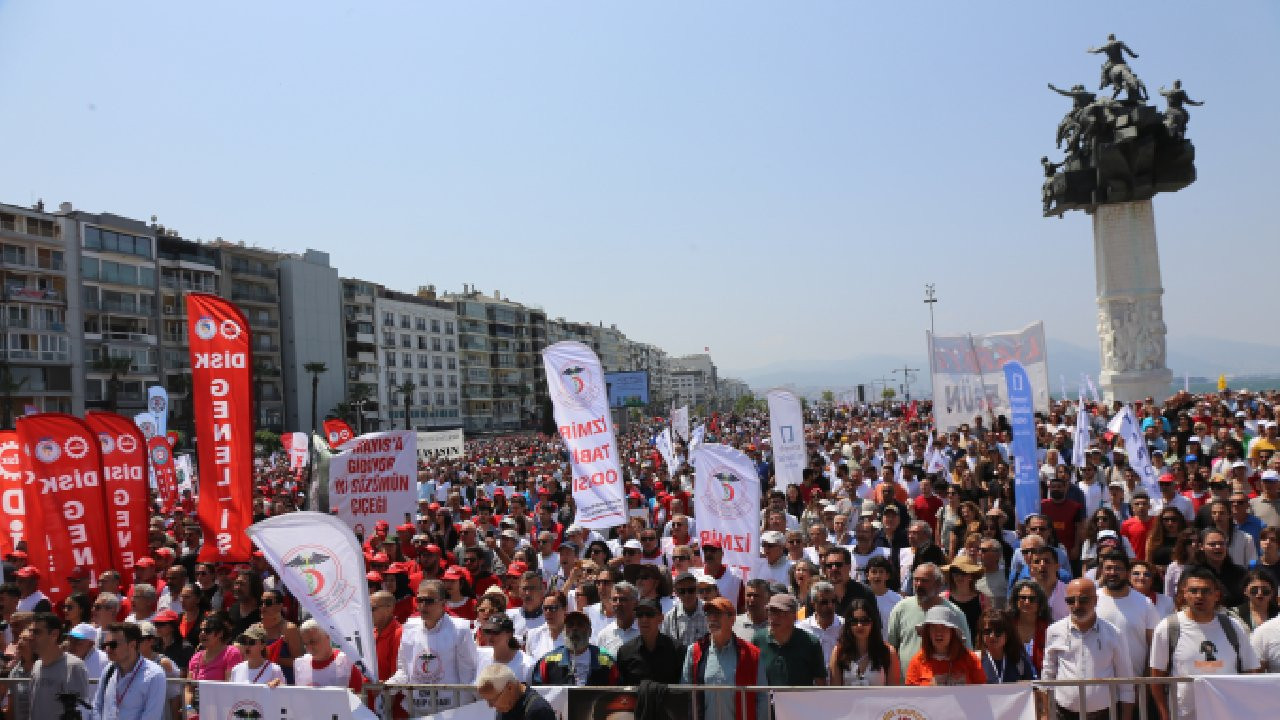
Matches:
[1040,578,1135,720]
[886,563,970,678]
[390,579,478,714]
[1095,551,1161,684]
[530,610,619,686]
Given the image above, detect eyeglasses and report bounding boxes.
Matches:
[823,562,846,570]
[982,627,1005,636]
[1063,596,1094,605]
[848,616,872,625]
[261,598,278,606]
[102,640,120,649]
[542,604,562,613]
[416,596,441,605]
[673,556,692,562]
[1248,586,1274,597]
[671,522,685,527]
[676,587,697,596]
[1130,571,1151,579]
[1015,595,1040,603]
[239,639,260,646]
[635,610,660,619]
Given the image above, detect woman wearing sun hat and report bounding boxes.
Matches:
[905,605,985,686]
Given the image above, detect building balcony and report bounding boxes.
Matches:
[0,348,69,362]
[356,351,376,364]
[159,277,217,293]
[231,289,278,305]
[4,286,63,304]
[229,263,276,279]
[83,299,151,316]
[249,317,279,328]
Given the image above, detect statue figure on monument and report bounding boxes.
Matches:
[1048,83,1098,151]
[1041,156,1063,213]
[1088,34,1147,102]
[1159,80,1204,139]
[1098,307,1119,372]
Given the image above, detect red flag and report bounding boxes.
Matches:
[84,412,151,584]
[187,292,255,562]
[323,418,355,449]
[166,430,179,447]
[0,431,29,558]
[904,400,919,423]
[148,436,179,515]
[16,413,112,604]
[710,412,720,434]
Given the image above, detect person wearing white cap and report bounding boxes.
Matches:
[68,623,108,679]
[1251,470,1280,529]
[754,531,792,586]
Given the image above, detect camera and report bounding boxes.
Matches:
[56,692,90,720]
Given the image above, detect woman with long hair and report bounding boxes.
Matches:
[1010,579,1050,674]
[1231,569,1279,631]
[946,502,984,559]
[791,560,820,618]
[178,582,209,646]
[473,592,507,647]
[524,591,570,659]
[1163,529,1202,598]
[184,611,243,715]
[942,560,987,640]
[61,593,92,631]
[829,598,900,686]
[1146,509,1189,570]
[258,588,302,685]
[585,540,614,568]
[1081,507,1134,568]
[975,608,1036,683]
[905,606,985,686]
[1129,560,1175,616]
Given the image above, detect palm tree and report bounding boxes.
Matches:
[93,355,135,413]
[304,362,328,436]
[398,380,416,430]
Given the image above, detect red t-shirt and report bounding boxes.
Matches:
[1041,498,1085,549]
[912,494,944,529]
[1119,515,1155,561]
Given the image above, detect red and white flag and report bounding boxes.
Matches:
[84,412,151,583]
[0,431,28,558]
[323,419,355,449]
[148,436,179,514]
[187,292,255,562]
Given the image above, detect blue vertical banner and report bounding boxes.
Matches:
[1004,361,1040,524]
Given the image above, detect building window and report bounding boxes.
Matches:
[434,374,444,388]
[431,319,442,333]
[437,392,446,405]
[432,337,441,352]
[444,321,453,334]
[448,375,457,388]
[417,354,429,369]
[446,339,455,352]
[447,357,456,370]
[382,312,395,327]
[419,373,429,386]
[400,334,410,348]
[402,352,412,367]
[449,392,458,405]
[416,318,426,331]
[400,314,410,329]
[385,352,396,367]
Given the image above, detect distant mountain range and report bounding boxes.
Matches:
[732,336,1280,398]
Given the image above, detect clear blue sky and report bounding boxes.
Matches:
[2,1,1277,378]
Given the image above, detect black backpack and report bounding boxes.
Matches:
[1165,611,1243,674]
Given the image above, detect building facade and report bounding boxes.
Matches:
[373,287,461,431]
[279,250,345,434]
[210,241,285,431]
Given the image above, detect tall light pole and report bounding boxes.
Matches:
[923,284,937,338]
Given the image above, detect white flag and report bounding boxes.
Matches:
[1084,374,1102,405]
[147,386,169,438]
[133,412,157,440]
[654,428,680,472]
[1072,396,1091,467]
[767,388,806,488]
[692,443,761,579]
[327,431,417,537]
[543,341,626,529]
[671,406,691,444]
[282,431,309,470]
[688,424,707,467]
[247,511,378,679]
[198,681,366,720]
[1107,406,1159,495]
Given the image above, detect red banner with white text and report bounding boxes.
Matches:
[148,436,179,514]
[323,418,354,449]
[187,292,255,562]
[16,413,112,604]
[84,412,151,584]
[0,431,29,558]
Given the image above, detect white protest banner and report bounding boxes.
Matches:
[767,388,806,488]
[671,405,690,443]
[247,511,378,679]
[433,687,567,720]
[929,321,1050,431]
[282,431,309,470]
[690,423,706,450]
[1193,676,1276,717]
[774,683,1034,720]
[692,443,760,578]
[654,428,680,472]
[328,430,417,538]
[199,681,359,720]
[1107,406,1160,495]
[174,454,195,494]
[543,341,626,529]
[417,429,464,461]
[1072,395,1091,467]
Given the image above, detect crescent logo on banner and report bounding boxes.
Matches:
[17,413,112,605]
[692,443,761,577]
[85,412,151,584]
[187,292,254,562]
[0,431,28,558]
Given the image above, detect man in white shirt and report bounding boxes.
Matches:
[1095,550,1160,681]
[596,581,640,657]
[754,531,792,586]
[1028,546,1069,621]
[1151,474,1195,523]
[67,623,108,680]
[1250,614,1280,672]
[390,579,479,715]
[1039,578,1135,719]
[797,581,843,663]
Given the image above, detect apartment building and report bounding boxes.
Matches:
[373,286,461,431]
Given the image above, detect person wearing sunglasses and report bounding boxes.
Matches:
[1009,579,1049,675]
[681,596,767,720]
[830,597,899,686]
[1231,570,1278,631]
[183,612,241,718]
[661,571,708,647]
[388,579,479,713]
[473,614,533,684]
[617,598,682,684]
[974,609,1034,684]
[1040,578,1136,720]
[28,612,90,720]
[257,589,302,685]
[227,624,284,686]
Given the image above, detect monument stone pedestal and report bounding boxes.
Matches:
[1093,200,1173,403]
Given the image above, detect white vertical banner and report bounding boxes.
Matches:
[1072,395,1091,467]
[282,431,309,470]
[1107,406,1159,495]
[692,443,761,578]
[767,388,806,488]
[173,454,195,494]
[147,386,169,438]
[327,431,417,538]
[654,428,680,472]
[543,341,626,529]
[132,412,157,440]
[247,511,378,680]
[671,405,690,443]
[774,684,1035,720]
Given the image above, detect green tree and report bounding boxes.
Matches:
[0,363,28,429]
[821,390,835,404]
[733,392,757,415]
[254,429,281,456]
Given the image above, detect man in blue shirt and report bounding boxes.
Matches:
[93,622,167,720]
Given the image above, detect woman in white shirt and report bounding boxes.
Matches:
[228,625,285,686]
[828,598,900,686]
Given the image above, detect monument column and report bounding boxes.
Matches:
[1092,200,1172,402]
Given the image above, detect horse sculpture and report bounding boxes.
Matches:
[1104,63,1147,103]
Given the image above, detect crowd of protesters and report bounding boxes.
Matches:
[2,388,1280,719]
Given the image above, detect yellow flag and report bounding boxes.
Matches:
[1217,374,1227,391]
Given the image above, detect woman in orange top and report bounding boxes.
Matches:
[905,606,986,686]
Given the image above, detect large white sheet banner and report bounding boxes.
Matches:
[929,321,1051,431]
[247,511,378,679]
[199,681,368,720]
[543,341,626,529]
[432,687,567,720]
[174,453,195,494]
[327,430,417,538]
[417,429,464,461]
[692,443,761,578]
[654,428,680,472]
[767,388,806,488]
[1193,675,1276,717]
[671,405,691,443]
[1107,406,1160,496]
[774,684,1035,720]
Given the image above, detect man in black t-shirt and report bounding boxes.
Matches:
[476,663,556,720]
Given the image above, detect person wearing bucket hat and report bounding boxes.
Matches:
[229,624,285,686]
[904,605,985,686]
[887,563,972,678]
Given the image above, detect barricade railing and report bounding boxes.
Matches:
[0,674,1197,720]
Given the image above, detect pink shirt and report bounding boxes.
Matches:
[189,645,243,680]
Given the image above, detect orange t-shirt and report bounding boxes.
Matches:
[905,650,986,687]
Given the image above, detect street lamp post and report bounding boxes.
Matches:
[923,284,937,338]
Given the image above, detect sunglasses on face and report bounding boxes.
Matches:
[1248,586,1274,596]
[542,604,562,613]
[635,610,659,619]
[261,598,278,606]
[848,615,872,625]
[1064,596,1094,605]
[1016,595,1040,603]
[416,596,440,605]
[982,627,1005,636]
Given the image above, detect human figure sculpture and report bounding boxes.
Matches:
[1088,34,1146,101]
[1041,156,1063,214]
[1159,80,1204,139]
[1048,83,1097,152]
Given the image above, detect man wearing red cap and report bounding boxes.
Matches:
[15,566,50,612]
[699,539,746,612]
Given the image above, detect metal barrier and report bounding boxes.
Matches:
[0,674,1198,720]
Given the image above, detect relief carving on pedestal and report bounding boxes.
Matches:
[1098,297,1167,373]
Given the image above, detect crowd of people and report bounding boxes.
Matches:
[2,388,1280,720]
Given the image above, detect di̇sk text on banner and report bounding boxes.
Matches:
[186,292,255,562]
[248,511,378,679]
[692,443,761,579]
[543,341,626,529]
[774,683,1035,720]
[767,388,806,488]
[16,413,111,604]
[328,430,417,540]
[83,412,151,584]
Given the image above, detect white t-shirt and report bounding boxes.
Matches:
[1096,589,1162,674]
[874,588,902,643]
[228,660,285,685]
[1150,611,1262,719]
[797,615,843,665]
[1251,615,1280,672]
[472,647,533,684]
[850,547,890,585]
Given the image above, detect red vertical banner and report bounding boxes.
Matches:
[0,431,29,557]
[15,413,111,605]
[84,412,151,584]
[323,418,354,449]
[148,436,179,514]
[186,292,255,562]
